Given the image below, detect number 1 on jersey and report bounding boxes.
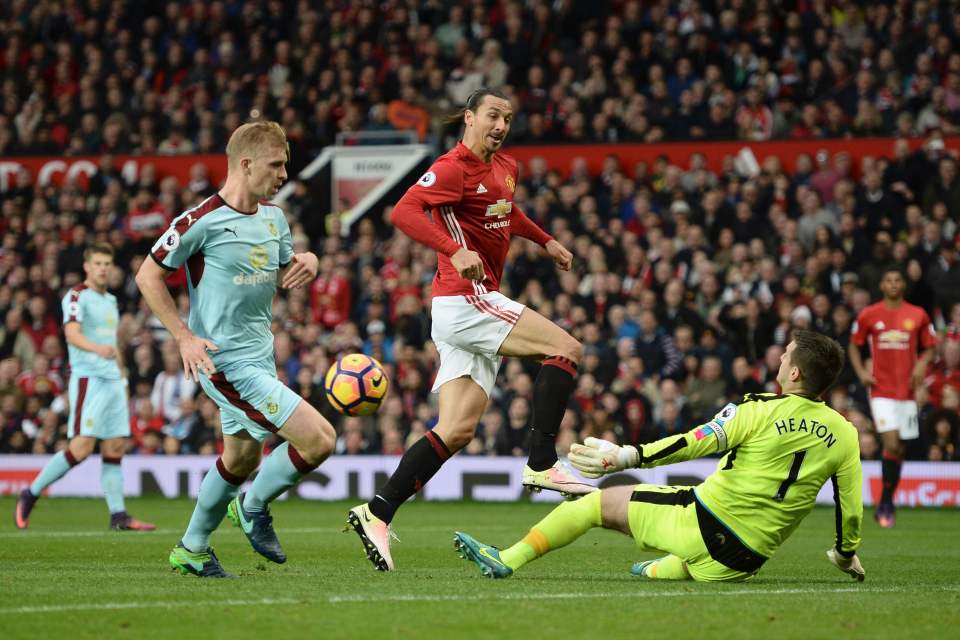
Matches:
[773,450,807,502]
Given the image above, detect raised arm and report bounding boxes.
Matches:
[570,401,756,477]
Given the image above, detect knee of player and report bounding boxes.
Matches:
[222,452,259,479]
[559,337,583,366]
[443,423,477,451]
[317,421,336,456]
[301,422,336,464]
[70,441,95,462]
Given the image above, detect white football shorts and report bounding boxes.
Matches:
[869,396,919,440]
[430,291,525,397]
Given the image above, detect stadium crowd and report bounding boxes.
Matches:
[1,1,959,462]
[4,1,960,157]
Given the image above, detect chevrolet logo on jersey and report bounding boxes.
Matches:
[485,199,512,218]
[878,329,911,349]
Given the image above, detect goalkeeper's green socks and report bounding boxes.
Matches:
[636,555,690,580]
[500,490,602,570]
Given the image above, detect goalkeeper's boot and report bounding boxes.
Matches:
[522,460,597,498]
[14,488,38,529]
[631,559,657,578]
[110,511,157,531]
[227,492,286,563]
[345,504,395,571]
[169,542,236,578]
[453,531,513,579]
[874,503,896,529]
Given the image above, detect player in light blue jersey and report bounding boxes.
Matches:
[15,243,156,531]
[136,121,335,578]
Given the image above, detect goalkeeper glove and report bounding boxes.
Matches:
[826,548,865,582]
[568,437,640,478]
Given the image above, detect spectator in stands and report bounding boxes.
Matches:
[150,344,197,426]
[685,356,728,424]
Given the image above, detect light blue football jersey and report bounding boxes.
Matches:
[150,194,293,370]
[62,284,122,379]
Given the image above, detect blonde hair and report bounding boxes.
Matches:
[225,121,289,169]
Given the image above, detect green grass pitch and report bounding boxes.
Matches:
[0,497,957,639]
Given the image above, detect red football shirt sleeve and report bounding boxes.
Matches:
[919,310,938,349]
[389,162,464,257]
[850,309,871,346]
[511,204,553,246]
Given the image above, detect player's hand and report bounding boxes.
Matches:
[545,239,573,271]
[910,364,926,389]
[451,248,485,282]
[858,372,877,387]
[281,252,319,289]
[95,344,117,359]
[178,333,218,382]
[826,548,865,582]
[569,437,640,478]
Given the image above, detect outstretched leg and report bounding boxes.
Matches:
[349,376,487,571]
[454,485,702,581]
[454,488,610,578]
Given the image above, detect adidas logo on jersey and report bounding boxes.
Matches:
[476,184,488,194]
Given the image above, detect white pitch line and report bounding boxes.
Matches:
[0,525,516,539]
[2,598,299,615]
[0,529,178,538]
[4,586,959,615]
[326,585,960,604]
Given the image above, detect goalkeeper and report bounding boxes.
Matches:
[454,330,865,582]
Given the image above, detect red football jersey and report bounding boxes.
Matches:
[851,301,938,400]
[391,142,551,297]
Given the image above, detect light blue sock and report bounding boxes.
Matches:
[244,442,316,512]
[182,459,244,552]
[30,450,80,496]
[101,458,125,514]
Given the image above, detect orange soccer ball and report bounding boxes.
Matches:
[324,353,389,416]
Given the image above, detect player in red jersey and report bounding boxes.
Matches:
[849,268,937,528]
[346,88,593,571]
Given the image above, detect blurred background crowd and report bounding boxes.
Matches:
[1,1,958,462]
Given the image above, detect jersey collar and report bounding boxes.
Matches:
[456,141,492,166]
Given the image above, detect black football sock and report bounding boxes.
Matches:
[368,431,451,524]
[527,356,578,471]
[880,451,903,508]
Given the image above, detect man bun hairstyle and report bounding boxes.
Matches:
[444,87,510,125]
[791,329,845,398]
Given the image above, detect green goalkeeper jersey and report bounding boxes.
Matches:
[637,392,863,560]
